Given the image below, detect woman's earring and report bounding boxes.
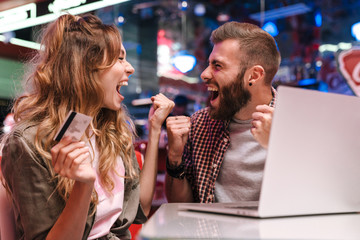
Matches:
[249,82,252,86]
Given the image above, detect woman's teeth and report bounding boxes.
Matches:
[117,81,128,93]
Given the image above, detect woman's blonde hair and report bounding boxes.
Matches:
[11,14,137,204]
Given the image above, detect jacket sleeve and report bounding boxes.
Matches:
[1,133,65,240]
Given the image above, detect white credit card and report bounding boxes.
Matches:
[53,111,93,141]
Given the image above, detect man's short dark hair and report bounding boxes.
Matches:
[210,22,281,85]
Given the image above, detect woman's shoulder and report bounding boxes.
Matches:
[1,123,39,162]
[10,123,38,142]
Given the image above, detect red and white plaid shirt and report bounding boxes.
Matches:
[183,87,277,203]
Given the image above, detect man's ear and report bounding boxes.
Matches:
[248,65,265,86]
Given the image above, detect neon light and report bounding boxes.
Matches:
[0,34,40,50]
[338,42,352,50]
[319,43,352,53]
[0,0,129,34]
[9,38,41,50]
[351,22,360,41]
[0,3,36,26]
[297,78,317,86]
[250,3,311,22]
[262,22,278,37]
[171,51,197,73]
[315,11,322,27]
[49,0,87,13]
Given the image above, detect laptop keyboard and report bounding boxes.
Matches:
[222,202,259,209]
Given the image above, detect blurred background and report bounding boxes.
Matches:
[1,0,360,134]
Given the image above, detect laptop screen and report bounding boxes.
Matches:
[259,86,360,217]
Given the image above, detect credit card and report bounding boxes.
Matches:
[53,111,93,141]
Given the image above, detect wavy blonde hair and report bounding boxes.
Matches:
[10,14,137,204]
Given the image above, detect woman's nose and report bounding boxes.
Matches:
[126,61,135,75]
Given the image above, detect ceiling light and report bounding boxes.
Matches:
[0,34,41,50]
[9,37,41,50]
[250,3,312,22]
[0,0,129,34]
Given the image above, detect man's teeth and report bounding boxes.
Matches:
[208,86,218,92]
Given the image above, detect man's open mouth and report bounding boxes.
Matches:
[208,87,219,101]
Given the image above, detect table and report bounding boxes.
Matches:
[139,203,360,239]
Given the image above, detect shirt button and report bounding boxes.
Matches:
[212,163,217,169]
[223,138,228,143]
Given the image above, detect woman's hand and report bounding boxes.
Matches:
[148,93,175,131]
[51,136,96,183]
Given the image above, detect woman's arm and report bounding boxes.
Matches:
[2,135,96,240]
[46,181,93,240]
[139,94,174,215]
[46,137,96,240]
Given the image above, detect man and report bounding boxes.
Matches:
[165,21,281,203]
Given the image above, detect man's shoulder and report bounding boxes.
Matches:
[191,108,225,124]
[191,108,210,119]
[189,108,227,135]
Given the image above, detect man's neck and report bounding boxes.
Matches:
[234,87,273,121]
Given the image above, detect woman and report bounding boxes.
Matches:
[0,14,174,239]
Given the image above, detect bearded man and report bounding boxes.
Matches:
[165,21,281,203]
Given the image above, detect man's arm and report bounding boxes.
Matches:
[165,116,193,202]
[165,172,193,202]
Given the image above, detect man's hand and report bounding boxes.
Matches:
[251,104,274,149]
[166,116,191,166]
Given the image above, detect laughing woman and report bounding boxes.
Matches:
[0,14,174,240]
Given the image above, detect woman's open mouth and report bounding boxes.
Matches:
[116,81,128,94]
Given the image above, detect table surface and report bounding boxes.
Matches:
[139,203,360,239]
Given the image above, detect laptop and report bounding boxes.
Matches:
[178,86,360,218]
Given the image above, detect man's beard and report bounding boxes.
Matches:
[208,69,251,120]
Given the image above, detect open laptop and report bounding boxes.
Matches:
[178,86,360,218]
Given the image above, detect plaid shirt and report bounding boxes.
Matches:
[183,87,277,203]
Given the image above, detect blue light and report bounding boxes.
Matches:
[262,22,278,37]
[180,1,188,11]
[297,78,317,86]
[171,51,196,73]
[351,22,360,41]
[117,15,125,26]
[315,11,322,27]
[194,3,205,16]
